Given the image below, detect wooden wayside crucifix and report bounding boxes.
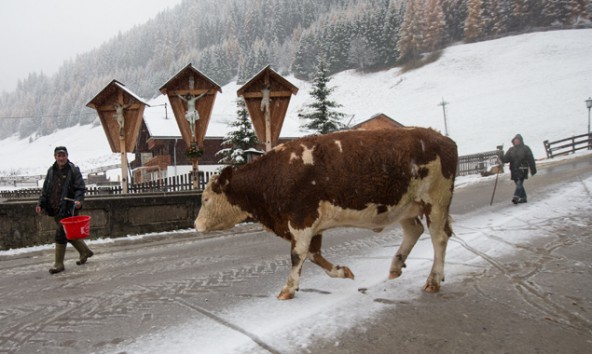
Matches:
[237,65,299,152]
[86,80,148,193]
[160,64,222,189]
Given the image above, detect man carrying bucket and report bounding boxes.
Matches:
[35,146,94,274]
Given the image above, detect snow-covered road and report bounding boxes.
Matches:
[0,153,591,354]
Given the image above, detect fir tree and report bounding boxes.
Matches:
[511,0,536,30]
[424,0,448,51]
[567,0,589,24]
[398,0,425,63]
[216,99,260,165]
[464,0,487,42]
[490,0,512,35]
[380,0,403,66]
[298,59,346,134]
[292,28,320,79]
[441,0,469,42]
[542,0,569,26]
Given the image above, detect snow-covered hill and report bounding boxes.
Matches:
[2,29,591,178]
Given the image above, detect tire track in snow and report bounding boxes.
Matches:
[451,181,592,334]
[174,297,281,354]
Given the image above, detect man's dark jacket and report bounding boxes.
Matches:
[501,134,537,181]
[38,161,86,218]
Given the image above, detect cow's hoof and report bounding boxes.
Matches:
[277,291,295,300]
[388,271,402,280]
[423,283,440,293]
[342,266,355,279]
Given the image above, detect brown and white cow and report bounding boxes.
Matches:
[195,127,457,300]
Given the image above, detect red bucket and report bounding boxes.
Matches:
[60,215,91,240]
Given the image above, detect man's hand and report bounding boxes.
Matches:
[64,197,82,209]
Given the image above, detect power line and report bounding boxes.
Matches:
[1,103,163,120]
[0,112,97,120]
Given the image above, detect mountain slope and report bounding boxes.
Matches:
[1,29,591,178]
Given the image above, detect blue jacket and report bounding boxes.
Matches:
[38,161,86,218]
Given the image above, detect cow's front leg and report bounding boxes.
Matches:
[278,230,313,300]
[308,234,354,279]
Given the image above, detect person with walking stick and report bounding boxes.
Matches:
[499,134,537,204]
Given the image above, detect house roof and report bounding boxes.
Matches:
[351,113,405,130]
[142,95,181,139]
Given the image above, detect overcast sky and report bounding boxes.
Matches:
[0,0,184,93]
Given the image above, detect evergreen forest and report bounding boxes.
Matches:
[0,0,590,140]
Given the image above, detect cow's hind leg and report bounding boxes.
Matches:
[424,205,453,293]
[389,217,424,279]
[308,234,354,279]
[278,229,313,300]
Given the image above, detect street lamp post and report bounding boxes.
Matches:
[586,97,592,150]
[438,97,449,136]
[586,97,592,135]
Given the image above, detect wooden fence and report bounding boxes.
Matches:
[0,175,44,187]
[0,170,218,200]
[543,133,592,158]
[457,148,503,176]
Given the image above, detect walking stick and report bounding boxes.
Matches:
[490,171,499,206]
[489,154,504,206]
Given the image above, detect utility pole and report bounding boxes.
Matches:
[586,97,592,149]
[438,97,449,136]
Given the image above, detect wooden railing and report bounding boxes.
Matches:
[87,173,195,195]
[0,175,44,186]
[0,188,42,199]
[457,148,503,176]
[543,133,592,158]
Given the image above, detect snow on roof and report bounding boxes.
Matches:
[159,63,222,94]
[142,95,180,138]
[237,65,299,96]
[113,80,149,106]
[87,79,149,108]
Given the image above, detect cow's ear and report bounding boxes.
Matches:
[211,175,222,193]
[216,166,233,191]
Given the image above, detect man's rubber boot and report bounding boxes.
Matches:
[49,243,66,274]
[512,196,519,204]
[70,239,94,265]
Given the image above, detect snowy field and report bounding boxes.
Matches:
[0,29,591,181]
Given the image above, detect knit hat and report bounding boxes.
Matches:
[54,146,68,154]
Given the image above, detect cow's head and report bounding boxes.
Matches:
[195,167,249,233]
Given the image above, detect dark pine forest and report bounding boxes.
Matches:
[0,0,590,139]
